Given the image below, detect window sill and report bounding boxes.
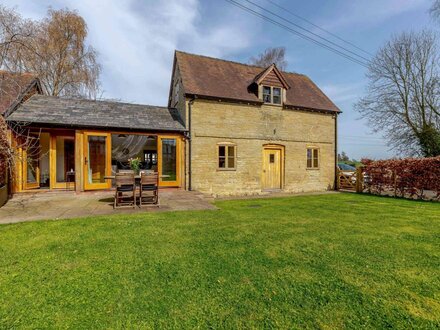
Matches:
[263,102,282,106]
[217,168,236,171]
[306,167,320,170]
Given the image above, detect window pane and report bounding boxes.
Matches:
[227,146,234,157]
[307,149,312,160]
[313,149,319,168]
[273,88,281,96]
[161,139,177,181]
[270,154,275,163]
[88,136,107,184]
[273,95,281,104]
[219,146,225,157]
[219,157,226,168]
[263,86,271,103]
[228,156,235,168]
[307,159,312,168]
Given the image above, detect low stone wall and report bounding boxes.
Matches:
[0,184,8,207]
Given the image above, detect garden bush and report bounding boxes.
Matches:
[361,157,440,200]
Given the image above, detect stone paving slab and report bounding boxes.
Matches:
[0,189,217,224]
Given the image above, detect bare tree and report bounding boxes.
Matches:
[249,47,288,71]
[355,30,440,157]
[0,6,101,189]
[3,7,101,98]
[431,0,440,21]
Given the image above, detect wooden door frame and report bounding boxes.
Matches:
[158,135,181,187]
[22,142,40,190]
[83,131,112,190]
[261,144,285,190]
[50,134,75,189]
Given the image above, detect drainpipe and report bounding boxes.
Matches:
[334,113,338,190]
[188,97,196,191]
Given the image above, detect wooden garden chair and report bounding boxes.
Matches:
[114,173,136,209]
[138,172,159,207]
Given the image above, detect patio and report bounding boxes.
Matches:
[0,189,216,224]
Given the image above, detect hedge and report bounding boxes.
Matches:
[361,157,440,200]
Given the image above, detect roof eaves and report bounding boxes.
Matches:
[185,93,263,106]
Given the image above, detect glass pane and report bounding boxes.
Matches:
[270,154,275,163]
[56,137,75,182]
[26,141,39,184]
[307,149,312,160]
[218,145,225,157]
[219,157,226,168]
[273,88,281,96]
[307,159,312,168]
[313,158,319,168]
[263,86,271,103]
[228,156,235,168]
[88,136,107,184]
[227,146,234,157]
[111,134,156,173]
[161,138,176,181]
[273,95,281,104]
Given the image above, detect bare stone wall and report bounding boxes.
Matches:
[188,99,336,196]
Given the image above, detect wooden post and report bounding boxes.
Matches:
[356,167,363,193]
[336,169,340,190]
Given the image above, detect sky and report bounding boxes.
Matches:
[4,0,438,160]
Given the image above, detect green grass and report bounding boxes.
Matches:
[0,193,439,329]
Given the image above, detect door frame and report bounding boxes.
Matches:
[83,131,112,190]
[22,139,40,190]
[158,135,181,187]
[261,144,285,190]
[50,134,76,189]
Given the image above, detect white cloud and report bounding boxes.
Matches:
[3,0,255,105]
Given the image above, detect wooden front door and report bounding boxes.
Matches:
[83,132,111,190]
[262,147,282,190]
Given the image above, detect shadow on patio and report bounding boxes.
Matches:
[0,189,216,224]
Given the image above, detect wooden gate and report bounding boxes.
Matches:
[338,168,364,192]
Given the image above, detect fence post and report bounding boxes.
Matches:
[356,167,363,193]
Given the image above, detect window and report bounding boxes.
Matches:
[273,87,281,104]
[262,86,282,105]
[263,86,271,103]
[218,144,236,170]
[307,148,319,169]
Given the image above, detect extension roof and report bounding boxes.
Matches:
[174,51,340,113]
[7,95,185,132]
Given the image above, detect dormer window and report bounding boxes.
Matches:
[262,86,282,105]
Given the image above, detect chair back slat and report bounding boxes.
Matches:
[118,170,135,174]
[115,173,135,186]
[141,172,158,185]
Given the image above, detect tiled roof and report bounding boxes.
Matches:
[175,51,340,113]
[0,71,40,115]
[7,95,186,132]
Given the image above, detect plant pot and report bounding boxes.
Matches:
[0,184,8,208]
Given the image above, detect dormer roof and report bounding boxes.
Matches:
[252,64,290,89]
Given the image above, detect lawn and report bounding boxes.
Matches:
[0,193,439,329]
